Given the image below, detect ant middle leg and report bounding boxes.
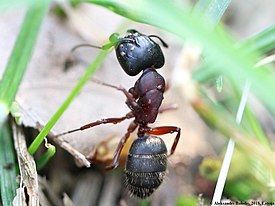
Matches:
[147,126,181,156]
[56,112,134,137]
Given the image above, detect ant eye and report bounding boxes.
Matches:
[109,33,120,43]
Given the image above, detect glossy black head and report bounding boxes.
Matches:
[115,29,167,76]
[125,135,168,198]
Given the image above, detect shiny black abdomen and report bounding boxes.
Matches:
[125,135,168,198]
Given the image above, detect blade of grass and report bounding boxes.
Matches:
[36,143,56,171]
[244,107,271,148]
[0,0,50,116]
[0,120,18,205]
[28,49,108,155]
[239,25,275,54]
[199,0,231,28]
[0,0,40,9]
[193,0,212,14]
[211,81,250,204]
[194,24,275,83]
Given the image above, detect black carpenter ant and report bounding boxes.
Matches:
[69,29,168,76]
[58,30,181,198]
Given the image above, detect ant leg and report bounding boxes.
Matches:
[91,78,134,99]
[147,126,181,156]
[91,78,141,110]
[105,121,138,170]
[56,112,134,137]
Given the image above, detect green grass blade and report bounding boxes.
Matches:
[28,50,108,155]
[239,24,275,54]
[194,0,231,94]
[193,24,275,83]
[198,0,231,27]
[0,1,50,111]
[0,0,38,9]
[0,120,18,206]
[36,143,56,171]
[244,107,271,148]
[193,0,212,14]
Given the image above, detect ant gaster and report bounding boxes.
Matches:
[59,30,181,198]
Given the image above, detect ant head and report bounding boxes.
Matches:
[69,29,168,76]
[115,29,168,76]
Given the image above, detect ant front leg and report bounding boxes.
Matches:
[91,78,141,111]
[105,121,138,170]
[148,126,181,156]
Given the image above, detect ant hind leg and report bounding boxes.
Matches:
[105,121,138,170]
[147,126,181,156]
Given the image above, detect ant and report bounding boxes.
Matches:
[58,29,181,198]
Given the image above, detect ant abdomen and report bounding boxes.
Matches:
[125,135,168,198]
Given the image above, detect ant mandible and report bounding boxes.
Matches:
[58,29,181,198]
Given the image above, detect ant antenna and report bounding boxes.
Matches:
[64,41,116,71]
[70,41,116,54]
[71,44,103,53]
[64,44,103,71]
[148,35,169,48]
